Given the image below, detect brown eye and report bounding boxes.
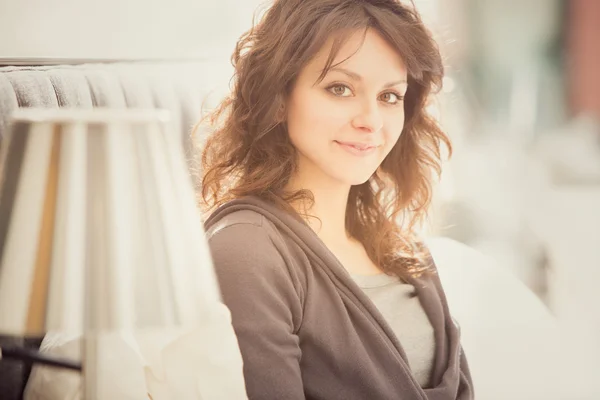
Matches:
[380,92,402,105]
[328,84,352,97]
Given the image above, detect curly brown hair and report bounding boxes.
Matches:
[198,0,449,279]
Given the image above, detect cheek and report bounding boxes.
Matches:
[383,114,405,150]
[287,91,347,146]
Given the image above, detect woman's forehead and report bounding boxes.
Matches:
[303,29,408,82]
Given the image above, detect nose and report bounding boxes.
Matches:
[351,100,383,133]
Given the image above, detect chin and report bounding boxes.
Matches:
[332,171,375,187]
[349,176,373,186]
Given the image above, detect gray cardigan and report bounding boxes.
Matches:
[205,196,474,400]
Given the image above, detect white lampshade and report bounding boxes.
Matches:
[0,108,222,337]
[0,109,247,399]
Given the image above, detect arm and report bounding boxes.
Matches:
[208,222,305,400]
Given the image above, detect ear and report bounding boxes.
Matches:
[273,91,288,123]
[275,102,286,123]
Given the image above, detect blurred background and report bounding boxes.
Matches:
[421,0,600,312]
[0,0,599,397]
[2,0,598,348]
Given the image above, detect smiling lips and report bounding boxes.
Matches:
[334,140,379,156]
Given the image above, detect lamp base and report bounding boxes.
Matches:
[0,334,45,400]
[0,344,82,371]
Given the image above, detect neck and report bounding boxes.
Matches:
[286,167,351,246]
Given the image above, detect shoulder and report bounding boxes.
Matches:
[206,209,284,252]
[206,209,281,266]
[206,209,265,238]
[206,209,305,315]
[206,209,302,287]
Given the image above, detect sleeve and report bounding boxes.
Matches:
[208,222,305,400]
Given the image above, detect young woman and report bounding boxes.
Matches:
[201,0,474,398]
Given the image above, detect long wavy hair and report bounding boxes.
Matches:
[198,0,449,279]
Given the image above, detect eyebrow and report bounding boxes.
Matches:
[329,67,407,88]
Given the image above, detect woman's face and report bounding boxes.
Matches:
[286,28,408,188]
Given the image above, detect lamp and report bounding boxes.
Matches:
[0,108,245,399]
